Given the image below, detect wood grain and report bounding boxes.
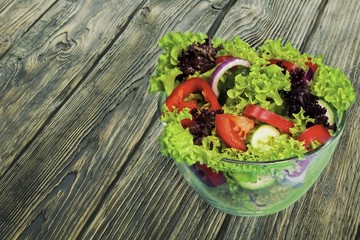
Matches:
[71,2,358,239]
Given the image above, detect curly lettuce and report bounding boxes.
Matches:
[149,32,208,96]
[258,39,314,69]
[212,36,261,64]
[311,64,356,114]
[225,63,291,115]
[257,38,355,115]
[290,108,315,137]
[245,134,306,161]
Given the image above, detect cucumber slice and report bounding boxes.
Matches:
[248,124,280,148]
[231,172,275,190]
[317,99,335,125]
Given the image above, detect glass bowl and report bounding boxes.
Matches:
[158,94,346,216]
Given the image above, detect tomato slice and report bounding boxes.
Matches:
[269,59,298,72]
[243,104,294,134]
[297,125,331,148]
[215,114,255,151]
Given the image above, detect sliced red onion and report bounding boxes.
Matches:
[210,57,251,97]
[286,160,310,177]
[191,162,226,187]
[303,67,314,84]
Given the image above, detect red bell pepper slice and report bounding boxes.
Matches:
[270,58,318,76]
[165,77,221,112]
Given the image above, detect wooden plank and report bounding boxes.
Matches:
[0,0,358,239]
[73,1,243,238]
[214,0,323,48]
[212,0,360,239]
[0,0,148,238]
[0,0,234,239]
[0,0,145,175]
[0,0,57,57]
[75,0,358,239]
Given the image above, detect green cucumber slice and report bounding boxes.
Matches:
[231,172,275,190]
[248,124,280,148]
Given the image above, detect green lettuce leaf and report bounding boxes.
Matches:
[153,32,356,178]
[160,104,192,124]
[245,134,306,161]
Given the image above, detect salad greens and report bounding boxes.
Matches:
[150,31,356,174]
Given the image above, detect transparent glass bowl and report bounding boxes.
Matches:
[158,94,345,216]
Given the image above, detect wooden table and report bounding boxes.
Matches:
[0,0,359,239]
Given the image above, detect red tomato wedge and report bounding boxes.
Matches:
[297,125,331,148]
[243,104,294,134]
[215,114,255,151]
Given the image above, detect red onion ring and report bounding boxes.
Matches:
[210,57,251,97]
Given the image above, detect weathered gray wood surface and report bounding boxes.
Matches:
[0,0,358,239]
